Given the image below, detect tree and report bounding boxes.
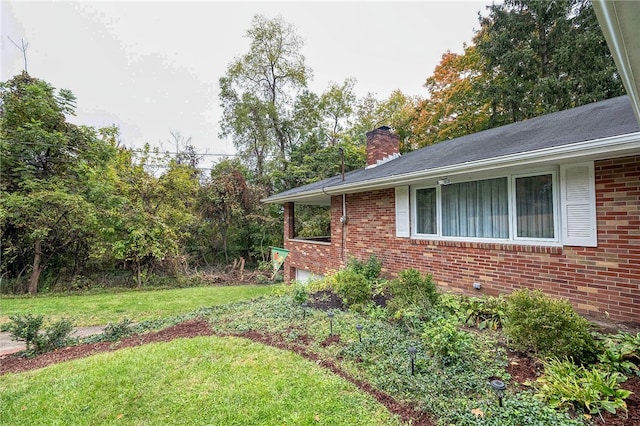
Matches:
[166,130,202,172]
[414,45,491,147]
[0,72,115,293]
[319,78,357,146]
[347,90,420,152]
[198,159,254,264]
[219,14,311,185]
[474,0,624,126]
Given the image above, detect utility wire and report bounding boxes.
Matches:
[1,139,238,157]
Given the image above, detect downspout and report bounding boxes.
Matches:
[339,148,347,261]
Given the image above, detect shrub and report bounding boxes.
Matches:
[387,269,439,317]
[5,313,44,352]
[422,317,474,366]
[536,358,632,415]
[503,289,596,362]
[289,281,309,304]
[5,314,74,355]
[333,269,371,311]
[346,255,382,282]
[102,318,134,341]
[34,318,74,353]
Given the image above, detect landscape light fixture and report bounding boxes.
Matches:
[301,302,308,319]
[327,311,335,336]
[490,379,506,407]
[356,323,363,342]
[408,346,417,376]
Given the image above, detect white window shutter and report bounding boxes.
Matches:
[395,186,410,238]
[560,162,597,247]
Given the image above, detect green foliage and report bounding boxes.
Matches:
[474,0,624,127]
[5,313,73,355]
[503,289,596,361]
[443,391,584,426]
[284,280,309,304]
[102,318,134,341]
[536,358,632,415]
[597,332,640,376]
[422,317,475,366]
[386,269,439,319]
[333,269,372,311]
[34,317,74,354]
[346,255,382,282]
[4,313,44,351]
[462,295,506,330]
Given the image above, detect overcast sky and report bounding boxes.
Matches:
[1,1,491,169]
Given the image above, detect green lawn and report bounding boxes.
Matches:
[0,336,399,426]
[0,285,276,326]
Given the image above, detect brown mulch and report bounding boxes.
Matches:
[2,318,639,425]
[0,319,213,375]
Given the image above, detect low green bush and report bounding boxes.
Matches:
[503,289,596,362]
[5,313,74,355]
[102,318,134,341]
[386,269,439,318]
[422,317,474,367]
[346,255,382,282]
[333,269,371,311]
[536,358,632,415]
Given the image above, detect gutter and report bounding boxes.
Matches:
[263,131,640,204]
[593,0,640,125]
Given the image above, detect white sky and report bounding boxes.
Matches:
[1,1,491,169]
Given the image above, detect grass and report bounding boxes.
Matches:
[0,336,399,426]
[0,285,276,326]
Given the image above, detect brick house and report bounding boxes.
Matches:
[264,96,640,323]
[264,0,640,322]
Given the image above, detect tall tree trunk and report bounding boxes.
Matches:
[135,258,142,288]
[28,239,43,295]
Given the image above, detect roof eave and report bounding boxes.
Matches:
[593,0,640,124]
[263,131,640,204]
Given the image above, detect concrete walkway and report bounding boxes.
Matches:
[0,326,105,356]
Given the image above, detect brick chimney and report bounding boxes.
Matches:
[366,126,400,168]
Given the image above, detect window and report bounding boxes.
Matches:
[515,174,554,239]
[442,178,508,238]
[416,187,436,234]
[410,171,561,244]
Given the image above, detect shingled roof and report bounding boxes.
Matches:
[265,95,640,204]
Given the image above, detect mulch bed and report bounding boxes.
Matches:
[2,318,639,425]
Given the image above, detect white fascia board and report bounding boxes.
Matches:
[265,132,640,203]
[593,0,640,124]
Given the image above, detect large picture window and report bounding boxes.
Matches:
[412,172,558,243]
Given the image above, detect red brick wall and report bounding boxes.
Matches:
[284,156,640,323]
